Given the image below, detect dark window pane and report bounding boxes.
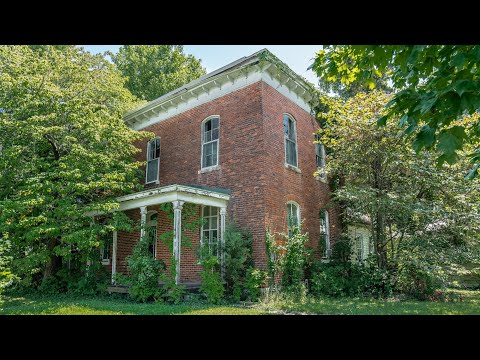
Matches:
[212,128,219,141]
[212,142,218,165]
[212,230,218,241]
[155,139,160,158]
[284,114,289,136]
[203,206,210,217]
[212,117,219,129]
[204,130,212,143]
[205,120,212,132]
[210,207,218,216]
[146,158,159,182]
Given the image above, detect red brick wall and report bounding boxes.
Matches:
[132,82,267,273]
[115,79,340,282]
[261,83,340,257]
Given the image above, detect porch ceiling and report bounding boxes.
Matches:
[117,184,230,211]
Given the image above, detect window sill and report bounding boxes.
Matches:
[315,175,327,183]
[284,163,301,173]
[101,259,110,266]
[198,165,221,174]
[145,180,160,185]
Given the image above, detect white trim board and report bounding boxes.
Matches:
[126,67,313,131]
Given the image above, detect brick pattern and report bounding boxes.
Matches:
[261,83,341,257]
[114,80,340,282]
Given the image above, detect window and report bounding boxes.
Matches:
[146,137,160,184]
[98,217,111,265]
[284,114,298,167]
[202,116,220,169]
[201,206,219,255]
[355,234,364,261]
[100,235,111,264]
[314,134,326,171]
[146,212,158,258]
[287,201,300,237]
[320,209,330,257]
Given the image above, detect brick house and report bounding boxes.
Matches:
[101,49,341,287]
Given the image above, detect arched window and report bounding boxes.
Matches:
[146,137,160,184]
[146,211,158,258]
[286,201,301,237]
[320,209,330,257]
[284,114,298,167]
[201,116,220,169]
[314,134,326,171]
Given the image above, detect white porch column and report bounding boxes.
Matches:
[140,206,148,240]
[173,200,184,285]
[220,207,227,279]
[111,230,117,285]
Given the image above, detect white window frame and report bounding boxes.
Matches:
[201,205,220,256]
[314,133,326,174]
[320,209,330,258]
[145,137,161,185]
[284,113,299,169]
[100,239,111,265]
[286,200,301,236]
[355,233,364,262]
[146,211,158,259]
[201,115,220,170]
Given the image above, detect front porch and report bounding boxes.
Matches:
[107,184,230,286]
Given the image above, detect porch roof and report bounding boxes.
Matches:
[117,184,230,212]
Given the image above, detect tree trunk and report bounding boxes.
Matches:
[43,237,61,280]
[372,155,387,269]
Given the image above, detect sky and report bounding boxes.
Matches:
[81,45,322,85]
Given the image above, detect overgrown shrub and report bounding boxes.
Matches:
[280,227,311,295]
[223,223,253,301]
[199,254,224,304]
[396,260,442,300]
[159,263,186,304]
[0,239,17,294]
[245,267,267,301]
[310,240,394,298]
[124,235,166,302]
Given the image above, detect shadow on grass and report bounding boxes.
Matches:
[0,295,265,315]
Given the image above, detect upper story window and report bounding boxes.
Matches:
[202,116,220,169]
[284,114,298,167]
[320,209,330,257]
[146,137,160,184]
[314,134,326,170]
[287,201,300,237]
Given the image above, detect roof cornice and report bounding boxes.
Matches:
[124,49,319,130]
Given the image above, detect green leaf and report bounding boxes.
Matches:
[465,163,479,180]
[452,52,465,69]
[398,114,409,128]
[453,80,478,97]
[437,126,466,159]
[377,115,388,126]
[412,125,435,153]
[365,79,376,90]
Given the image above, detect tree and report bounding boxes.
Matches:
[310,46,480,178]
[316,91,480,277]
[109,45,206,101]
[0,46,150,287]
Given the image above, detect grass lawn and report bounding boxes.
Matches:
[1,289,479,315]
